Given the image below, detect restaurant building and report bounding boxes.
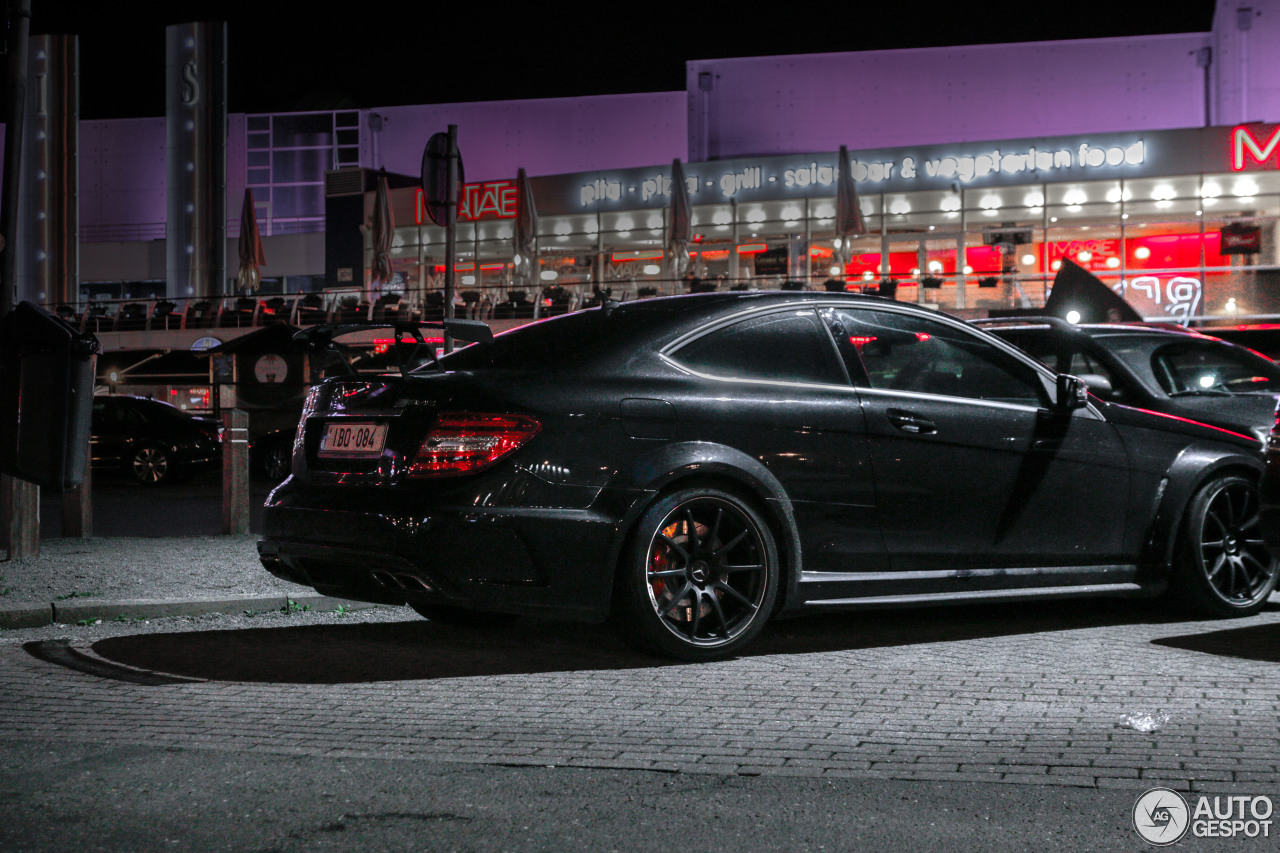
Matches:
[370,123,1280,322]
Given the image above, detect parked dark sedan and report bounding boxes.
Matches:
[250,428,295,482]
[974,317,1280,441]
[91,395,222,485]
[258,293,1277,660]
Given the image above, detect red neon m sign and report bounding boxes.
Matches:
[1232,124,1280,170]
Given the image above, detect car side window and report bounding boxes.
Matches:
[671,309,847,386]
[821,308,1046,406]
[995,332,1133,403]
[1062,349,1136,402]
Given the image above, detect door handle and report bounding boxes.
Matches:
[887,408,937,435]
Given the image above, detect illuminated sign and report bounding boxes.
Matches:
[1116,275,1202,322]
[414,181,517,225]
[1221,223,1262,254]
[611,249,664,262]
[573,139,1148,208]
[1232,124,1280,170]
[395,127,1249,219]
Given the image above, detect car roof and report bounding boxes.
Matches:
[975,316,1216,342]
[437,291,976,374]
[611,290,899,315]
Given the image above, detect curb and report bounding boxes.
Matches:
[0,593,378,630]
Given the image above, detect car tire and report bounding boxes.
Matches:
[613,486,779,661]
[408,601,518,628]
[130,444,172,486]
[1171,473,1279,617]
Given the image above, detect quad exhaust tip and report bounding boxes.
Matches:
[370,570,434,594]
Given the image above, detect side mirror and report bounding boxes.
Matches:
[1053,374,1089,413]
[1076,373,1114,398]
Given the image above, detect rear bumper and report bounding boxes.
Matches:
[258,483,646,622]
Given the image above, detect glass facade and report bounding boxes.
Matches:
[371,148,1280,325]
[247,111,360,236]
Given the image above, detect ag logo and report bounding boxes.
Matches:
[1134,788,1190,845]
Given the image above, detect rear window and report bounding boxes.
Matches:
[670,309,846,385]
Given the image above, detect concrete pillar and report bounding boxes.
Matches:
[18,34,78,309]
[166,22,226,300]
[222,408,249,535]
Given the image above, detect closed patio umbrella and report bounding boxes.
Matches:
[370,173,395,292]
[236,188,266,293]
[513,168,539,316]
[667,158,691,287]
[835,145,866,276]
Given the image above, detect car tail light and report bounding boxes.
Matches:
[294,387,321,454]
[407,412,541,478]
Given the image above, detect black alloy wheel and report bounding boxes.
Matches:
[130,444,172,486]
[263,446,290,481]
[615,487,779,661]
[1174,474,1279,616]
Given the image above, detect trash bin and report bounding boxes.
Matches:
[0,301,100,491]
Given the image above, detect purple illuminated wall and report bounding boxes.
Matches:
[370,92,687,181]
[81,118,166,242]
[685,3,1280,160]
[687,34,1213,159]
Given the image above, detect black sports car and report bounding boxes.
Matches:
[259,293,1278,660]
[91,395,223,485]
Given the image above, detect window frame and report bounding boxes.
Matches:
[661,305,854,391]
[822,304,1056,410]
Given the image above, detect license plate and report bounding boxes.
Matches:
[318,422,388,458]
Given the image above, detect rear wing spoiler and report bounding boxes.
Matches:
[293,318,493,376]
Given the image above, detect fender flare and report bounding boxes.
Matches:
[1142,442,1265,582]
[603,441,804,610]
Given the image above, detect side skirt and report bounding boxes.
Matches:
[794,564,1149,609]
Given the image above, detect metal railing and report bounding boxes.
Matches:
[51,274,1278,336]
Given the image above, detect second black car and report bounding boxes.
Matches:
[91,395,222,485]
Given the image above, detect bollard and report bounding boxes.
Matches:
[61,438,92,537]
[222,408,249,535]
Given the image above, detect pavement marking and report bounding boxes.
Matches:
[22,639,205,686]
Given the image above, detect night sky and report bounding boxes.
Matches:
[8,1,1220,120]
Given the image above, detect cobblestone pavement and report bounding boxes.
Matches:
[2,598,1278,794]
